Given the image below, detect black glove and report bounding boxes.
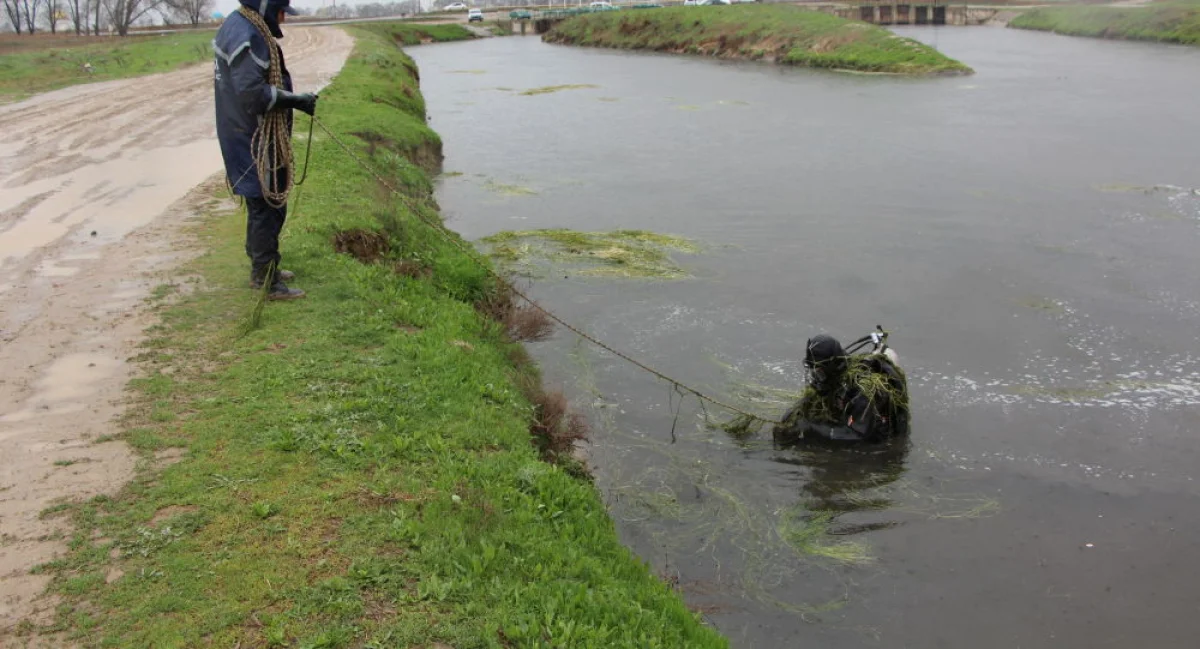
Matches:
[276,90,318,116]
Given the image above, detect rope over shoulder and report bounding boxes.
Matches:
[310,115,780,427]
[239,6,294,209]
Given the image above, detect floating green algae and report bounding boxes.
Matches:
[1094,183,1199,195]
[481,229,700,279]
[1008,378,1188,404]
[1017,296,1065,313]
[483,181,538,197]
[519,84,599,96]
[1095,183,1149,193]
[780,510,874,565]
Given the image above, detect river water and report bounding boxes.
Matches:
[410,26,1200,648]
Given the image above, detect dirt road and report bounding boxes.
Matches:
[0,25,353,632]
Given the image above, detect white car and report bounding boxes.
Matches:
[444,3,468,10]
[468,8,483,21]
[683,0,699,4]
[589,1,614,7]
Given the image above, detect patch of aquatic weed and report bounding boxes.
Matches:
[703,357,799,439]
[480,229,700,279]
[779,510,874,565]
[518,84,599,96]
[1018,296,1066,314]
[1094,183,1199,195]
[483,180,538,197]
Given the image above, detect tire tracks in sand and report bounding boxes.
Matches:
[0,25,354,634]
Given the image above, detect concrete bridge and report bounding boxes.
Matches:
[819,2,1000,26]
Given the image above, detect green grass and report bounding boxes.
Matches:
[351,21,478,46]
[1009,2,1200,45]
[18,22,725,649]
[544,5,972,75]
[0,31,216,101]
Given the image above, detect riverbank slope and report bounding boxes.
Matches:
[15,22,727,648]
[544,5,972,74]
[1009,2,1200,45]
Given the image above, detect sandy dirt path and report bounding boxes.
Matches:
[0,25,354,633]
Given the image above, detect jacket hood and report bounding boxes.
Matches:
[238,0,296,38]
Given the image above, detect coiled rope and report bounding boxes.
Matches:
[309,115,781,427]
[238,6,294,209]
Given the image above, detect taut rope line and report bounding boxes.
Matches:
[310,115,780,426]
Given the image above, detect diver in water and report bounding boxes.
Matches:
[773,328,910,444]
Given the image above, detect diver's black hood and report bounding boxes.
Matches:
[805,334,847,393]
[239,0,296,38]
[805,335,845,369]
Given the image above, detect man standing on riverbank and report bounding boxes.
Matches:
[213,0,317,300]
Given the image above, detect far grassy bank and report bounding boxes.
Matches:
[544,5,972,75]
[1009,2,1200,45]
[353,21,479,45]
[15,20,726,649]
[0,30,214,101]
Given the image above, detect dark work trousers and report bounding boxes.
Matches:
[245,196,287,283]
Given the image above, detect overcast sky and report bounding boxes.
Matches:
[213,1,395,17]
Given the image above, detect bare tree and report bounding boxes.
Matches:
[65,0,85,33]
[42,0,62,33]
[103,0,161,35]
[2,0,22,34]
[19,0,37,33]
[162,0,210,26]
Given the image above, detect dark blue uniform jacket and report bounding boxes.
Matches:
[213,0,292,198]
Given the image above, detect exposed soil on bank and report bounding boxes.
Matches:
[0,25,353,635]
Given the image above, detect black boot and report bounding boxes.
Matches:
[266,279,306,301]
[249,269,296,289]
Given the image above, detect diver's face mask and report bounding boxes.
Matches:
[805,359,841,392]
[804,334,847,393]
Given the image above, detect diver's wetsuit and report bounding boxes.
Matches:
[773,336,909,444]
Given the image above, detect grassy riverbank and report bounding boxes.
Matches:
[18,22,726,649]
[1009,2,1200,45]
[544,5,972,74]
